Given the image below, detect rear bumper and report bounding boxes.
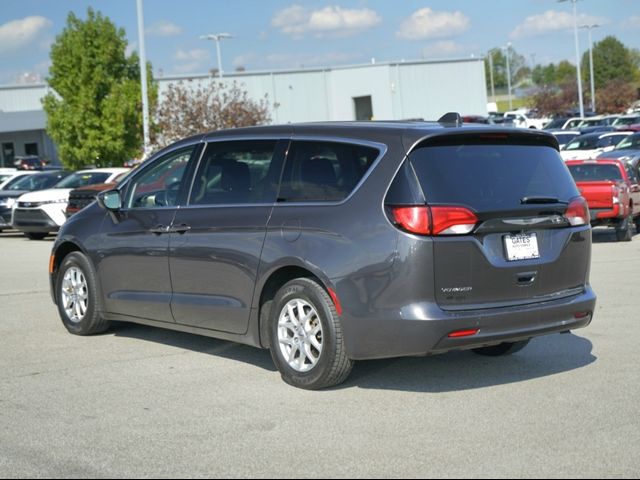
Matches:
[341,286,596,360]
[590,205,623,221]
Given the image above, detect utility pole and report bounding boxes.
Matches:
[200,33,233,78]
[559,0,585,117]
[136,0,151,157]
[580,24,600,113]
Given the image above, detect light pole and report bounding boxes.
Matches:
[200,33,233,78]
[487,48,499,101]
[135,0,151,157]
[559,0,585,118]
[504,43,513,111]
[580,24,600,113]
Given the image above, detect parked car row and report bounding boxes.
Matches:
[544,114,640,132]
[558,131,640,241]
[0,168,129,238]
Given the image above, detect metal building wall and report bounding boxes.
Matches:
[157,58,488,124]
[0,85,47,112]
[2,58,487,126]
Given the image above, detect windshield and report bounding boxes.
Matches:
[54,172,111,189]
[564,136,599,151]
[6,174,62,191]
[568,164,623,182]
[579,119,603,127]
[544,119,566,129]
[615,135,640,150]
[613,117,640,126]
[553,132,580,147]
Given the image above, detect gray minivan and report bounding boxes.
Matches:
[49,118,596,389]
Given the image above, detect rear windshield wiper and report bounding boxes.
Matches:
[520,196,567,205]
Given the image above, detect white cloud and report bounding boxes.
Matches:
[233,53,257,69]
[0,16,53,55]
[397,8,469,41]
[422,41,467,59]
[264,51,359,69]
[272,4,381,38]
[174,48,210,63]
[510,10,609,38]
[622,16,640,30]
[146,20,183,37]
[172,48,211,74]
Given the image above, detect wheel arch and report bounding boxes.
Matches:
[256,264,335,349]
[51,240,89,285]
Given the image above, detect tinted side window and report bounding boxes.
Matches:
[189,140,279,205]
[278,141,379,202]
[126,147,194,209]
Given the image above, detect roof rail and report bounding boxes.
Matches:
[438,112,463,127]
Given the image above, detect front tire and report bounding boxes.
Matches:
[472,340,530,357]
[268,278,353,390]
[56,252,109,335]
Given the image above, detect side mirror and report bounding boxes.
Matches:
[98,189,122,211]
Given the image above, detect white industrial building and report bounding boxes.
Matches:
[0,57,487,167]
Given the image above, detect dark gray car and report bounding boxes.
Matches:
[49,119,596,389]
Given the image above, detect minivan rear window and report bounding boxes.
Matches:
[409,144,578,212]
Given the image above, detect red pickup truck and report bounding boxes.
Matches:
[566,159,640,241]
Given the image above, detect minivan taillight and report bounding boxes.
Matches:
[564,197,589,227]
[391,206,478,236]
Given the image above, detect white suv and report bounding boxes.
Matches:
[13,168,128,239]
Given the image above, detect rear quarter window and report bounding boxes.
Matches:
[409,144,579,212]
[278,140,380,202]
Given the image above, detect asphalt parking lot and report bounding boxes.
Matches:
[1,229,639,478]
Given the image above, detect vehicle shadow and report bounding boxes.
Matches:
[342,333,596,393]
[592,228,638,243]
[111,322,595,392]
[110,322,277,372]
[0,231,55,241]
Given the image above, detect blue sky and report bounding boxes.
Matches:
[0,0,638,84]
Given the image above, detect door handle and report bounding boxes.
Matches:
[149,225,169,235]
[171,224,192,234]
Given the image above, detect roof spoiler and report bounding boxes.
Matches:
[438,112,463,127]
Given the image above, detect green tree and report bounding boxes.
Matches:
[581,36,636,89]
[532,61,576,87]
[485,46,527,91]
[43,9,156,169]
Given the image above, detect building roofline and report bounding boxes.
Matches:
[0,56,484,89]
[0,83,47,91]
[158,57,483,81]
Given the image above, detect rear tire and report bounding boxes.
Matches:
[268,278,353,390]
[472,340,530,357]
[616,214,633,242]
[56,252,110,335]
[26,232,47,240]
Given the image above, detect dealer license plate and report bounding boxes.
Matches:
[504,233,540,261]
